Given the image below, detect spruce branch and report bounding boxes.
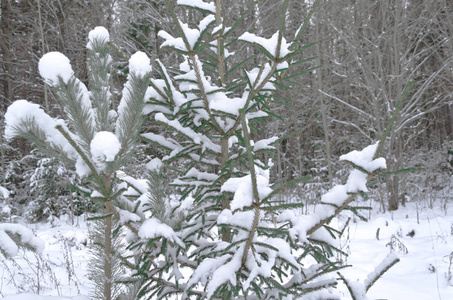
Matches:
[239,110,261,267]
[364,253,400,291]
[306,83,413,237]
[276,0,290,60]
[291,0,321,50]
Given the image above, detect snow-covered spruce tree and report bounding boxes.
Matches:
[123,0,398,299]
[4,27,152,300]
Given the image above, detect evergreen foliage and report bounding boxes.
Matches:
[3,1,402,299]
[121,0,399,299]
[4,27,152,300]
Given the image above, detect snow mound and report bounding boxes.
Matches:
[38,52,74,86]
[129,51,152,78]
[90,131,121,169]
[87,26,109,49]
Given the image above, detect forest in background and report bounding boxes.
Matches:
[1,0,452,221]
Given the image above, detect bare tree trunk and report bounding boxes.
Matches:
[0,0,13,106]
[316,3,333,188]
[104,175,113,300]
[36,0,49,112]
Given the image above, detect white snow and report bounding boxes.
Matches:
[2,203,453,299]
[238,31,292,59]
[158,31,187,52]
[0,185,10,199]
[2,295,89,300]
[209,94,246,116]
[185,167,218,182]
[116,171,149,194]
[128,51,152,78]
[38,52,74,86]
[217,209,255,230]
[159,15,215,52]
[177,0,216,13]
[345,169,368,193]
[117,209,141,224]
[146,158,163,171]
[340,142,386,173]
[245,64,276,91]
[253,136,279,151]
[86,26,109,49]
[321,185,349,206]
[138,218,184,247]
[4,100,77,159]
[75,156,91,177]
[90,131,121,169]
[155,113,221,153]
[0,223,44,258]
[206,249,242,298]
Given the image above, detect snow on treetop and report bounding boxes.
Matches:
[90,131,121,169]
[177,0,216,13]
[340,142,386,173]
[87,26,110,49]
[239,31,292,59]
[128,51,152,78]
[38,52,74,87]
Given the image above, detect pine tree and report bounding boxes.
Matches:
[125,0,399,299]
[4,26,152,300]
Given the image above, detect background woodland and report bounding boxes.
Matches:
[1,0,453,218]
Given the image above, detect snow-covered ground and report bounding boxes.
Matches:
[1,201,452,299]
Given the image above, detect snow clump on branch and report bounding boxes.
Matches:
[87,26,110,50]
[38,52,74,87]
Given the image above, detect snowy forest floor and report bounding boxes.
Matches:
[1,200,453,300]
